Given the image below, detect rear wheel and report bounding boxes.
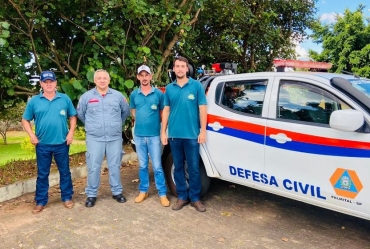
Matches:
[163,151,210,198]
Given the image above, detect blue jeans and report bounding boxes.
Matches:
[134,135,167,196]
[35,143,73,206]
[85,139,123,197]
[169,138,201,202]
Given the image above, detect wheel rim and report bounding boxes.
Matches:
[170,161,189,189]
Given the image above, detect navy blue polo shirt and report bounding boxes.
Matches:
[163,77,207,139]
[130,86,164,136]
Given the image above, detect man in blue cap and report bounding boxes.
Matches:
[22,70,77,214]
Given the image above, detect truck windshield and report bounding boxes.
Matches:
[349,79,370,98]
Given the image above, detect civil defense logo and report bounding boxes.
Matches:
[188,94,195,100]
[60,109,66,116]
[151,104,157,110]
[330,168,363,199]
[340,176,351,190]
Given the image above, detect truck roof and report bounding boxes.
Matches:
[206,71,359,80]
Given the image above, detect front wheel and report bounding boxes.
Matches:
[163,152,210,198]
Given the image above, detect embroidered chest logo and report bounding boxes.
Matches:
[88,98,99,103]
[60,109,66,116]
[151,104,158,110]
[188,94,195,100]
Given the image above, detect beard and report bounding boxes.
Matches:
[176,73,186,80]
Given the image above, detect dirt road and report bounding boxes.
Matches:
[1,161,369,249]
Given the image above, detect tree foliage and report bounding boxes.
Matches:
[0,15,32,109]
[1,0,204,106]
[1,0,317,110]
[183,0,317,72]
[309,4,370,77]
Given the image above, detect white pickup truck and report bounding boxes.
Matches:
[133,70,370,220]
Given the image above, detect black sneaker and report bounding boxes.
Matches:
[85,197,97,208]
[112,194,126,203]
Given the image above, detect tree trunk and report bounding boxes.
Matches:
[0,132,7,145]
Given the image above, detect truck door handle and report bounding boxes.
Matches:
[269,133,292,144]
[208,122,224,131]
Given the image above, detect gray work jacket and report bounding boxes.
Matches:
[77,87,130,141]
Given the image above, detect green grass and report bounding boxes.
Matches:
[0,131,86,167]
[69,143,87,155]
[0,143,35,165]
[5,134,26,143]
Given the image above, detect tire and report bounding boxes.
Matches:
[163,151,210,198]
[130,142,136,153]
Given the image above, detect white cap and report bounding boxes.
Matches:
[137,65,151,74]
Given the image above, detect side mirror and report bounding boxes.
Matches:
[330,109,364,132]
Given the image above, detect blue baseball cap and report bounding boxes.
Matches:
[40,71,56,81]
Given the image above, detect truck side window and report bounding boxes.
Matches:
[219,80,268,116]
[278,81,351,124]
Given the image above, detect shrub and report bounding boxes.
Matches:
[74,126,86,139]
[20,127,35,153]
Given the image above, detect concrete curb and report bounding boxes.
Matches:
[0,152,137,203]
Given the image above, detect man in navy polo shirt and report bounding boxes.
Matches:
[130,65,170,207]
[161,57,207,212]
[22,71,77,214]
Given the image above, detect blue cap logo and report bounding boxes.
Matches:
[40,71,56,81]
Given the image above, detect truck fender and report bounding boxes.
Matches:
[200,143,221,178]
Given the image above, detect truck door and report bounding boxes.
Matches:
[205,76,271,188]
[264,76,370,218]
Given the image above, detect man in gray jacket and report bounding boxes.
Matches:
[77,69,130,207]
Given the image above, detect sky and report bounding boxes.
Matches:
[296,0,370,59]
